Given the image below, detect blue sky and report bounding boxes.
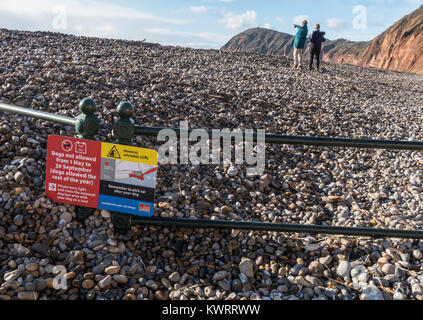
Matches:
[0,0,422,49]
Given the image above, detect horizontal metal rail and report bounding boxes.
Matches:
[134,126,423,151]
[132,216,423,239]
[0,103,77,127]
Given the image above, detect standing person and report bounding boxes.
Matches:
[309,24,326,71]
[292,20,308,70]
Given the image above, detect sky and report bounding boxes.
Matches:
[0,0,422,49]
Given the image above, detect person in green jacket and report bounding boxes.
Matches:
[292,20,308,70]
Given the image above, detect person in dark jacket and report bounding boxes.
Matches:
[309,24,326,71]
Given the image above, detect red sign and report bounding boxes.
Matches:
[46,135,101,208]
[139,204,151,212]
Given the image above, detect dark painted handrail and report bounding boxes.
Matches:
[132,216,423,239]
[134,125,423,150]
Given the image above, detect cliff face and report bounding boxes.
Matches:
[221,5,423,74]
[221,28,295,56]
[325,5,423,74]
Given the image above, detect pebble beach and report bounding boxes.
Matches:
[1,28,423,300]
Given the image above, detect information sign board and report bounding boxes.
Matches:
[46,135,158,217]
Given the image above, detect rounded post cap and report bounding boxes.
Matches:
[79,98,96,115]
[117,101,134,119]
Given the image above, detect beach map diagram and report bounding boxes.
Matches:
[101,159,158,188]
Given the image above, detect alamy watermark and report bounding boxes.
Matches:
[353,5,367,30]
[52,265,68,290]
[157,122,266,176]
[52,5,67,30]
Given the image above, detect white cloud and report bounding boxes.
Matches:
[326,17,348,31]
[219,10,258,30]
[144,27,231,49]
[261,23,272,29]
[187,42,212,48]
[370,0,422,4]
[145,28,224,40]
[0,0,193,41]
[368,21,387,27]
[96,24,118,37]
[275,17,285,24]
[371,0,422,3]
[190,6,209,13]
[0,0,190,25]
[73,25,84,32]
[292,15,310,25]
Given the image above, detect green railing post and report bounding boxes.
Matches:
[112,101,135,145]
[75,98,100,139]
[111,102,134,234]
[74,98,100,223]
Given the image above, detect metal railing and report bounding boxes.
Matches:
[134,126,423,151]
[1,99,423,239]
[4,103,423,150]
[4,103,423,151]
[0,102,77,126]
